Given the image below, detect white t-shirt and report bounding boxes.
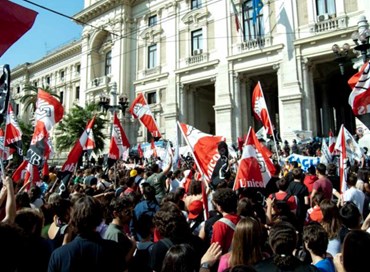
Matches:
[169,178,181,192]
[343,186,365,214]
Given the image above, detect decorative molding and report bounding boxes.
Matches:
[140,25,163,41]
[181,7,209,26]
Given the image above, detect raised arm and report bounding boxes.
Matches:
[2,176,16,223]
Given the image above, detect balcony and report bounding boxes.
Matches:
[314,16,347,33]
[186,51,209,65]
[142,66,161,77]
[90,76,110,88]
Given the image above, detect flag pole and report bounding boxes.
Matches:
[257,81,281,164]
[177,121,209,219]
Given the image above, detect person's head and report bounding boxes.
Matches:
[161,244,197,272]
[143,184,156,201]
[327,163,337,176]
[28,186,42,202]
[15,208,44,236]
[312,192,323,206]
[292,168,303,180]
[307,165,316,175]
[51,198,72,224]
[188,179,202,195]
[153,202,190,241]
[342,230,370,272]
[276,178,289,191]
[340,201,361,229]
[237,198,255,218]
[16,192,31,209]
[212,188,238,214]
[269,221,297,254]
[315,163,326,176]
[71,195,103,235]
[151,163,160,173]
[230,217,263,266]
[303,223,328,257]
[346,173,358,187]
[109,196,134,224]
[173,169,182,179]
[0,223,25,271]
[187,200,203,221]
[290,161,298,169]
[320,199,341,239]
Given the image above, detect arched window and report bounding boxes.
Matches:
[105,50,112,75]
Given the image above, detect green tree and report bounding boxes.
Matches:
[55,103,107,153]
[19,85,60,112]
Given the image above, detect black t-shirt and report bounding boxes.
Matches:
[328,175,340,193]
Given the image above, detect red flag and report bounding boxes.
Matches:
[138,143,143,158]
[12,160,28,183]
[230,0,242,33]
[335,125,347,193]
[108,112,130,160]
[234,127,275,190]
[177,122,225,182]
[61,117,95,173]
[27,89,64,166]
[5,103,23,156]
[129,93,161,138]
[348,62,370,129]
[83,117,95,151]
[252,82,273,135]
[0,1,38,56]
[42,161,49,177]
[328,129,336,154]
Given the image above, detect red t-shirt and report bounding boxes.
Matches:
[313,177,333,200]
[303,175,318,194]
[269,191,297,211]
[211,214,241,254]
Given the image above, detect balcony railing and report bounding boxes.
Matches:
[238,36,272,53]
[143,66,161,77]
[315,16,347,33]
[90,76,109,88]
[186,52,209,65]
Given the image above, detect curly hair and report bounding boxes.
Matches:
[212,188,238,213]
[303,223,328,257]
[153,202,190,241]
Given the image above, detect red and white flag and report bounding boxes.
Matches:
[230,0,244,42]
[129,93,161,138]
[252,82,273,135]
[12,160,40,187]
[61,117,96,173]
[12,160,28,183]
[0,128,10,160]
[328,129,336,154]
[348,62,370,129]
[177,122,225,182]
[234,127,275,190]
[5,103,23,156]
[108,112,130,160]
[27,89,64,166]
[0,1,38,57]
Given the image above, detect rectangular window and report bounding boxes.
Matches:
[105,51,112,75]
[191,29,203,54]
[148,44,157,69]
[34,81,37,87]
[147,92,157,104]
[60,91,64,105]
[242,0,264,41]
[191,0,202,9]
[148,15,157,27]
[15,104,19,116]
[17,86,20,94]
[76,64,81,74]
[316,0,336,15]
[46,76,50,85]
[75,86,80,100]
[60,70,65,81]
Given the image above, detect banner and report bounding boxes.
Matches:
[108,112,130,160]
[286,153,320,172]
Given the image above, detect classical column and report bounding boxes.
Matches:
[233,72,242,138]
[301,58,317,134]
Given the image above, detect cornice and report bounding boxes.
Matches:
[73,0,130,24]
[294,26,357,46]
[227,44,284,62]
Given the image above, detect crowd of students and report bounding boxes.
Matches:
[1,145,370,272]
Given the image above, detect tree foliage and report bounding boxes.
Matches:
[55,103,107,153]
[19,85,60,112]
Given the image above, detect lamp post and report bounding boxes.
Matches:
[351,16,370,64]
[98,82,129,115]
[331,43,350,75]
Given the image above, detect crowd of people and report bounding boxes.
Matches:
[1,136,370,272]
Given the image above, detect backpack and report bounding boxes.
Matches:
[129,242,154,272]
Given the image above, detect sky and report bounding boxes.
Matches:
[1,0,84,69]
